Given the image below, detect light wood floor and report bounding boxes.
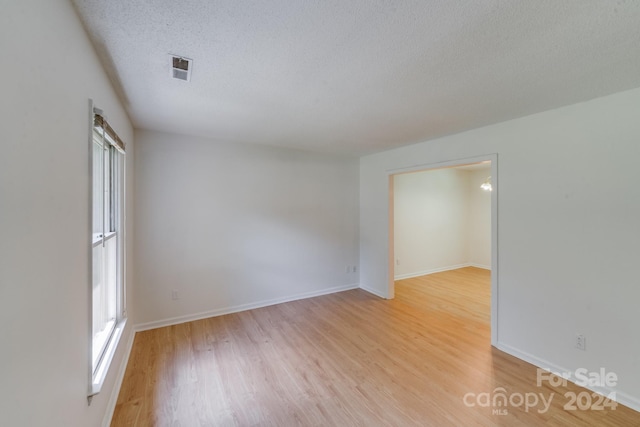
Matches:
[112,267,640,426]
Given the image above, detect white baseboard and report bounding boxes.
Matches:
[469,263,491,270]
[495,342,640,413]
[135,283,359,332]
[394,263,492,280]
[102,327,136,427]
[359,284,388,299]
[394,263,471,280]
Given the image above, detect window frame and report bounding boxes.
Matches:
[89,103,127,398]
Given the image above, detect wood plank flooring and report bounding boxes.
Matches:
[112,267,640,426]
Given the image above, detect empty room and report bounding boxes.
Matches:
[2,1,640,426]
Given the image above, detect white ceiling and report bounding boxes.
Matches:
[71,0,640,156]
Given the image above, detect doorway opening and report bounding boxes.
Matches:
[388,155,498,345]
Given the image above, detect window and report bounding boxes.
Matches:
[90,108,126,396]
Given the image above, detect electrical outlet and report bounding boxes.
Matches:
[396,259,400,265]
[352,265,357,273]
[172,290,179,300]
[576,334,586,351]
[345,266,351,273]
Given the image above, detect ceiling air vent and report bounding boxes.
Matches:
[171,55,192,81]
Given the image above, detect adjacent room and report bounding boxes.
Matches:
[392,161,494,336]
[2,1,640,426]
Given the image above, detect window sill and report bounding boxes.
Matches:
[89,318,127,397]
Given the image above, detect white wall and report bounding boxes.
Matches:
[0,1,135,426]
[134,130,359,327]
[393,166,491,279]
[393,168,470,278]
[360,87,640,409]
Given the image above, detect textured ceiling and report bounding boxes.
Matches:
[72,0,640,155]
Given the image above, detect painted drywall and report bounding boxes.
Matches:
[360,87,640,409]
[134,130,359,327]
[393,168,471,278]
[393,166,491,278]
[0,1,135,426]
[467,169,492,268]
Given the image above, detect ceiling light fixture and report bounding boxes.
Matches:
[481,176,492,192]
